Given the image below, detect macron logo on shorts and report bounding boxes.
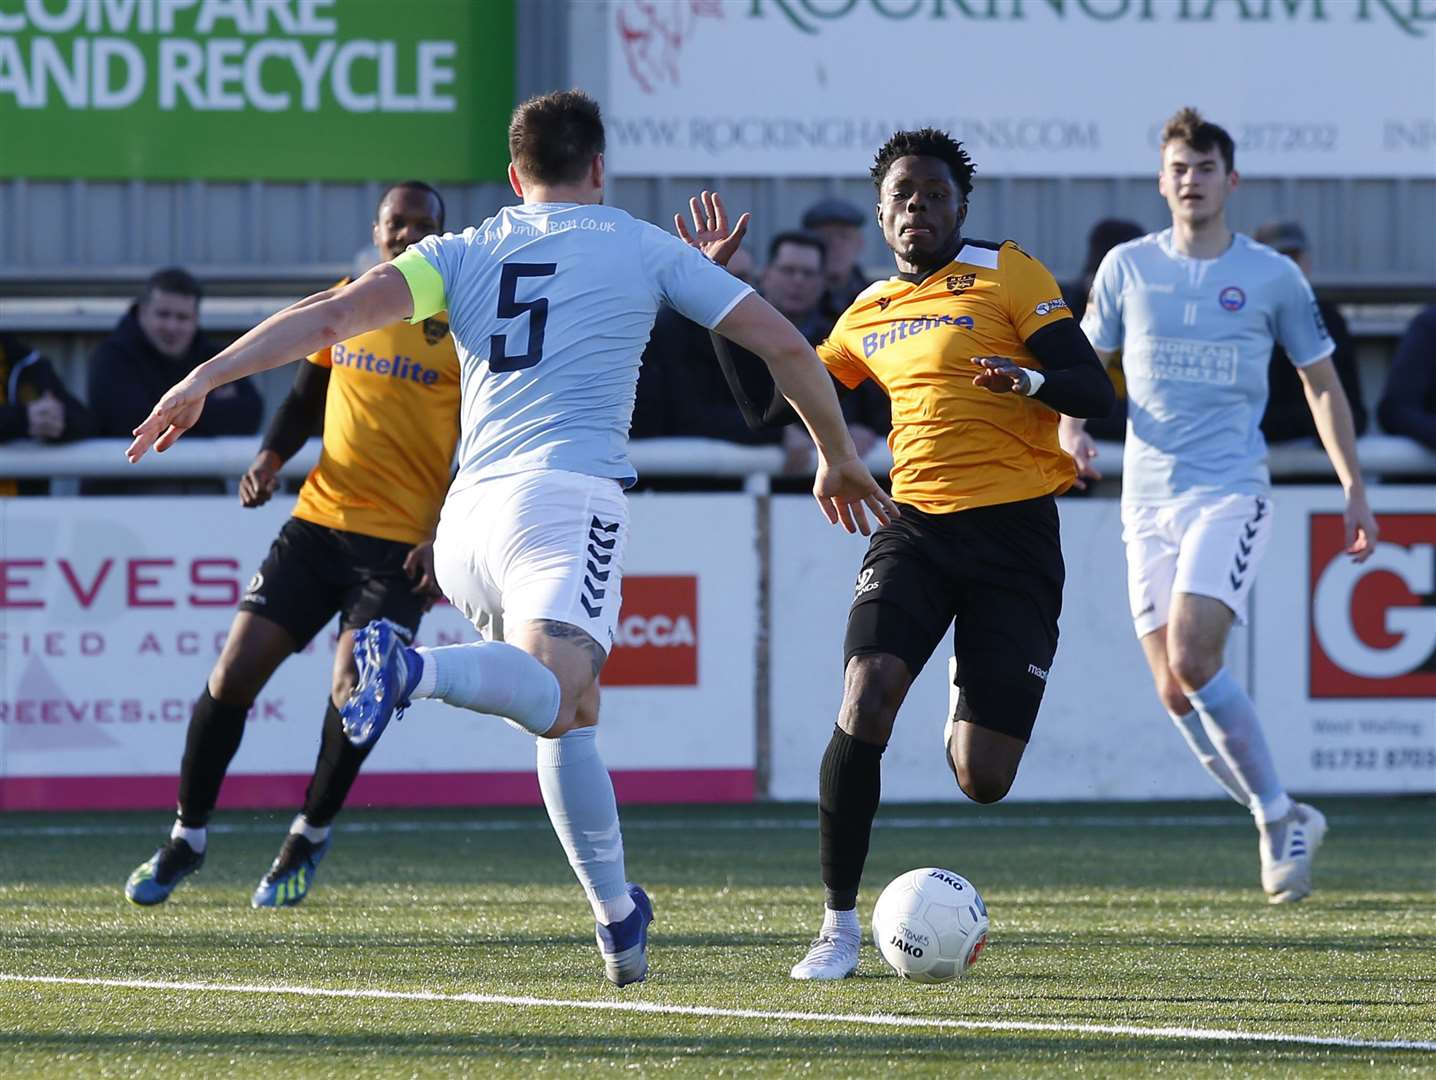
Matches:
[854,568,880,596]
[1027,664,1049,681]
[581,516,620,618]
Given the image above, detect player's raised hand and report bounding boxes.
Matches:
[972,356,1032,395]
[1057,415,1102,491]
[674,190,750,268]
[126,376,208,462]
[1344,492,1379,563]
[813,455,898,536]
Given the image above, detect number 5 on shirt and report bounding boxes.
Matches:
[490,262,557,372]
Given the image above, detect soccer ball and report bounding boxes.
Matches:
[872,867,989,984]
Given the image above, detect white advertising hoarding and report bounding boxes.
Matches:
[770,490,1433,803]
[598,0,1436,178]
[1251,487,1436,794]
[0,495,758,810]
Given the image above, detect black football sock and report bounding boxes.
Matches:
[176,688,250,827]
[300,700,373,828]
[818,724,886,911]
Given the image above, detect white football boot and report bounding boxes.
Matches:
[1260,802,1329,904]
[790,910,860,981]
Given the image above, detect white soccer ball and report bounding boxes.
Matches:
[872,867,989,984]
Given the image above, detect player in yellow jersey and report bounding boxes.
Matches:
[689,130,1116,978]
[124,181,461,909]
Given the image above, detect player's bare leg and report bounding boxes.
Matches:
[792,653,911,980]
[126,612,294,905]
[1161,593,1326,902]
[941,664,1027,804]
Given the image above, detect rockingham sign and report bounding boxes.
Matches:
[600,0,1436,177]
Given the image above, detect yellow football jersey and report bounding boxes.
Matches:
[292,289,461,547]
[817,240,1077,514]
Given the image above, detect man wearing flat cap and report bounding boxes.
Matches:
[802,197,874,325]
[1253,221,1368,444]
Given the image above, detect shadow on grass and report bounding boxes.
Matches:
[0,1028,1428,1067]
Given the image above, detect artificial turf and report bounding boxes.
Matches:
[1,798,1432,1077]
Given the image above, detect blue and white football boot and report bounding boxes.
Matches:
[251,832,332,908]
[595,883,654,986]
[342,618,421,749]
[125,837,204,906]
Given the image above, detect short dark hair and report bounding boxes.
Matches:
[1160,107,1236,172]
[1082,218,1145,278]
[508,89,606,185]
[141,267,201,305]
[379,180,446,228]
[870,128,976,198]
[767,230,826,267]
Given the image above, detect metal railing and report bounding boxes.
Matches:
[5,435,1434,494]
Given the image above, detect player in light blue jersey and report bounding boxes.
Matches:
[127,90,895,985]
[1061,108,1377,903]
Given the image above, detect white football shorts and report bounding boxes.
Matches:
[1121,492,1275,638]
[433,469,628,651]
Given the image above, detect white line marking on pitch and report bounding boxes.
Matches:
[0,973,1431,1053]
[0,814,1304,839]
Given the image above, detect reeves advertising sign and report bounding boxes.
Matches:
[597,0,1436,177]
[0,496,759,809]
[0,0,515,180]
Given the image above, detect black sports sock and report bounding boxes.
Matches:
[176,688,250,827]
[818,724,886,911]
[300,700,373,827]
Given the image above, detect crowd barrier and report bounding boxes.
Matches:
[6,433,1436,487]
[1,441,1432,811]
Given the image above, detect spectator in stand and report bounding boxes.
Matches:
[0,333,94,495]
[1064,219,1144,449]
[635,230,889,470]
[1377,304,1436,451]
[1253,221,1368,443]
[802,197,873,325]
[89,268,263,440]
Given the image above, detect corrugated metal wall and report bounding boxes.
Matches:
[1,0,1431,290]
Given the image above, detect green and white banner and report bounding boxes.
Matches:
[0,0,515,180]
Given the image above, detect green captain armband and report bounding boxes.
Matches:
[392,248,446,323]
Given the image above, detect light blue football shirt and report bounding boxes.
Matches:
[1081,229,1334,506]
[401,203,751,491]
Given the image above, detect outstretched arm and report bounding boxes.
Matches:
[126,264,413,461]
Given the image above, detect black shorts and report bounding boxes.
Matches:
[843,495,1065,742]
[240,518,426,650]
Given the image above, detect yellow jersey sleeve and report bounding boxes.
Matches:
[393,248,446,323]
[1001,243,1073,342]
[817,320,871,389]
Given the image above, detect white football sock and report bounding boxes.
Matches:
[823,906,860,937]
[291,814,331,843]
[170,820,206,853]
[419,641,561,736]
[536,727,635,925]
[1168,710,1249,806]
[1186,668,1292,825]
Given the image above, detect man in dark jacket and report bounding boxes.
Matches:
[1,333,95,495]
[1377,304,1436,452]
[1252,222,1368,444]
[89,267,262,439]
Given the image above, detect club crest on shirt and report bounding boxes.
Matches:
[875,296,891,311]
[422,317,450,345]
[1218,286,1246,312]
[947,273,976,295]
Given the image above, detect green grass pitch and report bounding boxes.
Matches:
[1,798,1432,1077]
